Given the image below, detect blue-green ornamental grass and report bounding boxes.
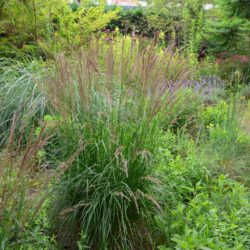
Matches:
[0,58,46,147]
[43,39,189,249]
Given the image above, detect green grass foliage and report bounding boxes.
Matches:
[41,39,190,249]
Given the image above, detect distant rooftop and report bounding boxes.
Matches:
[69,0,147,7]
[69,0,214,9]
[106,0,147,7]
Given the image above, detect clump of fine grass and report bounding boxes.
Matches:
[0,113,54,247]
[0,58,46,147]
[199,97,250,185]
[42,37,191,249]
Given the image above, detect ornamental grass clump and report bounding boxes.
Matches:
[0,58,46,147]
[44,38,190,249]
[0,113,53,247]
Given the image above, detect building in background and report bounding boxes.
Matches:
[69,0,147,7]
[69,1,213,9]
[106,0,147,7]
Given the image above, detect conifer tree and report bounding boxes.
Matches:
[207,0,250,54]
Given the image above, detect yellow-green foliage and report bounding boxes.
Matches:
[0,0,118,55]
[53,2,118,49]
[1,0,61,41]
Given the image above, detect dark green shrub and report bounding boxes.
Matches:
[106,7,156,37]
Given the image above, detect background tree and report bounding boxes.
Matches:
[146,0,205,48]
[206,0,250,54]
[0,0,118,57]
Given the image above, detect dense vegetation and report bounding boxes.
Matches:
[0,0,249,249]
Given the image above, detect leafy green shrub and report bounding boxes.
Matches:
[106,7,156,37]
[0,0,118,57]
[155,110,250,248]
[42,38,189,249]
[200,100,228,128]
[153,129,210,247]
[156,129,209,204]
[158,175,250,249]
